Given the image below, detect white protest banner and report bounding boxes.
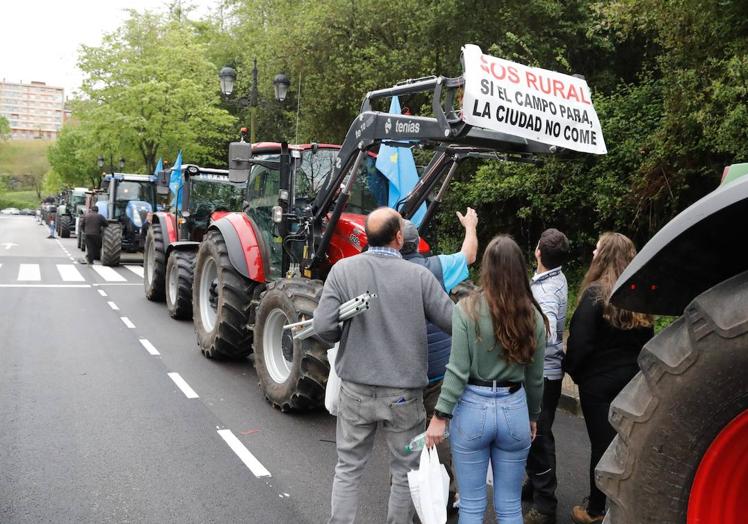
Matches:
[461,44,607,155]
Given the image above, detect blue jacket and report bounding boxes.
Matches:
[530,267,568,380]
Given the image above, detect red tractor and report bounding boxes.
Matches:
[144,164,245,319]
[596,163,748,523]
[193,76,555,411]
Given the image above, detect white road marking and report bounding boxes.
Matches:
[91,283,141,287]
[124,265,144,277]
[0,284,90,288]
[138,338,160,356]
[217,429,271,478]
[98,289,108,297]
[92,266,126,282]
[2,242,18,250]
[168,372,199,399]
[56,264,85,282]
[107,301,119,311]
[120,316,135,328]
[17,264,41,281]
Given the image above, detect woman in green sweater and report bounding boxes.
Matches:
[426,235,547,524]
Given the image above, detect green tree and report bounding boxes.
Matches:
[47,123,103,188]
[76,10,236,173]
[0,116,10,142]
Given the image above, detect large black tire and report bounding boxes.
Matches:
[253,278,331,412]
[596,270,748,523]
[58,215,72,238]
[101,224,122,266]
[143,223,166,302]
[193,229,254,359]
[166,249,196,320]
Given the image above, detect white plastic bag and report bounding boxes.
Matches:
[324,345,341,416]
[407,446,450,524]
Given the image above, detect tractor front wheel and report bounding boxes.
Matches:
[193,229,254,359]
[596,270,748,523]
[253,278,330,412]
[144,223,166,301]
[100,224,122,266]
[166,250,196,320]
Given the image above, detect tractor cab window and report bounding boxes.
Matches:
[113,181,156,219]
[189,178,244,240]
[297,150,388,216]
[346,155,388,214]
[246,154,283,279]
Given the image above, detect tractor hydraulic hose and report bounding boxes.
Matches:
[309,150,366,269]
[417,160,460,233]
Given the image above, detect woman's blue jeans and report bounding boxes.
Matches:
[451,385,532,524]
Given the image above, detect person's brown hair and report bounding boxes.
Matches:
[463,235,548,364]
[578,232,653,329]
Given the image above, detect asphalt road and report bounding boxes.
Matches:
[0,215,589,523]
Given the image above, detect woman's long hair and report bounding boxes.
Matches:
[578,232,653,329]
[463,235,547,364]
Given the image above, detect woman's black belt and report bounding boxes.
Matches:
[467,378,522,392]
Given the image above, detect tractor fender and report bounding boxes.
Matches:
[208,213,267,282]
[612,173,748,316]
[165,241,200,259]
[151,211,177,244]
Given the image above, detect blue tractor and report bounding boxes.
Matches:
[98,173,158,266]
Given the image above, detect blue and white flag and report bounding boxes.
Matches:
[169,151,183,209]
[153,157,163,177]
[374,97,426,225]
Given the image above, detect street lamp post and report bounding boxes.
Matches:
[98,154,125,174]
[219,61,290,143]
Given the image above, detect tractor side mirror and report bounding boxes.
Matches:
[229,141,252,183]
[156,168,170,195]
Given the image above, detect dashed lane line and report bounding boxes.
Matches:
[138,338,160,356]
[107,301,119,311]
[217,429,272,478]
[120,317,136,329]
[98,289,108,297]
[0,284,90,288]
[168,372,199,399]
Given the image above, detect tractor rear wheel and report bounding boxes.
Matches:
[253,278,330,412]
[166,250,196,320]
[193,229,254,359]
[101,224,122,266]
[59,215,72,238]
[596,270,748,524]
[144,223,166,301]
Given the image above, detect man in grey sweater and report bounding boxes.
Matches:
[313,207,453,524]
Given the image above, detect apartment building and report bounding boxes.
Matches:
[0,80,65,140]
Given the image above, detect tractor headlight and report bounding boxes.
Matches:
[272,205,283,224]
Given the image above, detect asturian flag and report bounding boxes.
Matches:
[169,151,183,209]
[375,97,426,225]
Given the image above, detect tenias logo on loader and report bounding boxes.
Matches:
[395,120,419,134]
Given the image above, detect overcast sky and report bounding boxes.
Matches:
[0,1,216,99]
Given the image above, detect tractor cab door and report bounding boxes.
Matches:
[245,155,284,280]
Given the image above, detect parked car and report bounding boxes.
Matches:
[20,208,34,215]
[1,207,21,215]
